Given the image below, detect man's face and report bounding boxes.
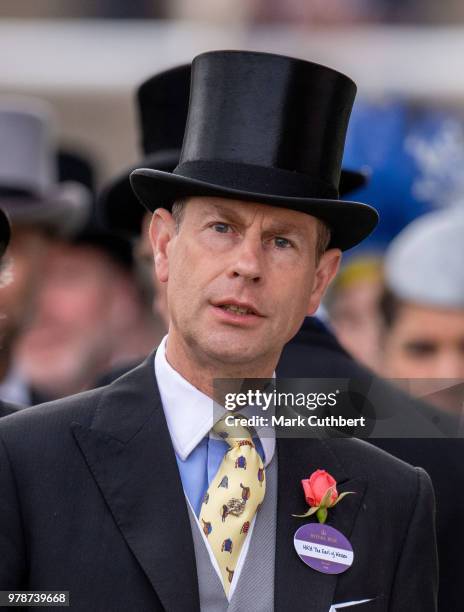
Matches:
[16,240,133,397]
[383,302,464,379]
[330,278,383,373]
[150,197,340,372]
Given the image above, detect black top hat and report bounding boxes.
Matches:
[0,208,10,257]
[99,64,191,237]
[130,51,378,251]
[101,61,369,239]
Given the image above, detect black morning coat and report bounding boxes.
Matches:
[279,316,461,612]
[0,347,437,611]
[0,401,20,418]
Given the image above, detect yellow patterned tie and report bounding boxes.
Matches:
[199,414,266,595]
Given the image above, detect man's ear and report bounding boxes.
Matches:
[306,248,342,316]
[149,208,176,283]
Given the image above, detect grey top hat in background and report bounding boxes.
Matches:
[0,97,91,237]
[384,206,464,308]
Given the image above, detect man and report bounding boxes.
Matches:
[381,207,464,413]
[0,51,436,610]
[0,100,90,405]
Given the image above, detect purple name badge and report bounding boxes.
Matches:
[294,523,354,575]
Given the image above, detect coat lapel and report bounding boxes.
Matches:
[275,437,367,612]
[72,354,200,612]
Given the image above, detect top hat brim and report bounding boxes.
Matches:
[0,181,91,237]
[130,168,378,252]
[339,168,370,195]
[0,208,10,257]
[102,160,368,240]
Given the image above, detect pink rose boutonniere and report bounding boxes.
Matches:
[294,469,355,524]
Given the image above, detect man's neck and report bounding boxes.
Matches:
[164,332,276,398]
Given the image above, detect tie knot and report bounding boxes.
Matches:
[213,414,254,448]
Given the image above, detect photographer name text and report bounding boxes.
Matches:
[224,414,366,428]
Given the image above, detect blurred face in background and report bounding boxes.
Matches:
[383,302,464,379]
[382,301,464,414]
[326,257,384,373]
[0,225,50,359]
[16,239,141,398]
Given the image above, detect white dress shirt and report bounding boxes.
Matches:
[154,335,275,599]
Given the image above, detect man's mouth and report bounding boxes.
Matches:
[219,304,256,316]
[212,300,263,317]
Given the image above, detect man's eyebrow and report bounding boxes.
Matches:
[204,204,305,235]
[204,203,248,225]
[264,221,304,235]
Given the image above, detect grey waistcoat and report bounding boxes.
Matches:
[186,452,278,612]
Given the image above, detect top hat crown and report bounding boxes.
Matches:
[131,51,378,251]
[98,64,191,236]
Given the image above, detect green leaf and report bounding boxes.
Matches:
[292,506,319,518]
[330,491,356,507]
[316,507,328,524]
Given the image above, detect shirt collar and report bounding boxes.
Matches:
[154,335,275,466]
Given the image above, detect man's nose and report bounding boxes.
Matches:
[228,234,263,283]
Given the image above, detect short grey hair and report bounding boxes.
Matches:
[171,198,188,232]
[315,220,331,262]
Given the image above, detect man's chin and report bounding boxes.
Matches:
[196,336,273,369]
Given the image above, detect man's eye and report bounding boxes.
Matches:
[212,223,230,233]
[274,237,292,249]
[403,341,437,357]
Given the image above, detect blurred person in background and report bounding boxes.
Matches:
[99,64,191,331]
[15,151,163,400]
[324,98,464,370]
[380,206,464,414]
[0,101,90,406]
[78,64,192,390]
[324,255,384,372]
